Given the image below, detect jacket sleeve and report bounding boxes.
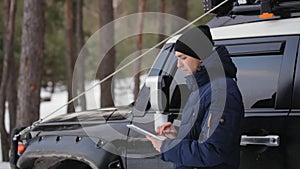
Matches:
[160,91,243,167]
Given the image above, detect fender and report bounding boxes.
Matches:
[17,135,124,169]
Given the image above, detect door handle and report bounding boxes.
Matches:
[240,135,280,147]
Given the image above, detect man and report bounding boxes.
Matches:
[147,25,244,169]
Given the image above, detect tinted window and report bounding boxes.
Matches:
[227,41,285,109]
[233,55,281,109]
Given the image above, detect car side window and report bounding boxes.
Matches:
[217,39,285,109]
[232,53,282,109]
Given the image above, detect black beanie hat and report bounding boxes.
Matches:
[175,25,214,60]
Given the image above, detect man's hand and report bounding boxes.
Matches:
[146,136,162,152]
[156,122,177,139]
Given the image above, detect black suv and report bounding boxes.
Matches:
[10,1,300,169]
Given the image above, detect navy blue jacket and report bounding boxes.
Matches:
[160,46,244,169]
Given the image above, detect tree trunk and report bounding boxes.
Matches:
[172,0,188,32]
[158,0,166,47]
[7,57,17,132]
[65,0,75,113]
[50,75,56,94]
[17,0,46,127]
[134,0,147,100]
[0,0,17,161]
[7,0,18,135]
[174,0,188,19]
[75,0,86,111]
[99,0,115,107]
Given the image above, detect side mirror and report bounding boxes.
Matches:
[145,75,172,129]
[145,75,172,113]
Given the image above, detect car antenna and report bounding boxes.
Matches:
[14,0,231,140]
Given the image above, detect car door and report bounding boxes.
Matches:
[289,36,300,169]
[216,36,299,169]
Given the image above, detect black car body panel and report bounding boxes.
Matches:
[16,108,132,169]
[17,136,119,169]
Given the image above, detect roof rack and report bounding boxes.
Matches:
[204,0,300,18]
[232,0,300,18]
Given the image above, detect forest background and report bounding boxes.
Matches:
[0,0,211,162]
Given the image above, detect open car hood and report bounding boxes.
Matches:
[41,107,132,124]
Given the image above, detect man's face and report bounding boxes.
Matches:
[175,51,202,75]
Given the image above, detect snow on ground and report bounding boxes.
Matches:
[0,161,9,169]
[40,88,68,119]
[0,162,9,169]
